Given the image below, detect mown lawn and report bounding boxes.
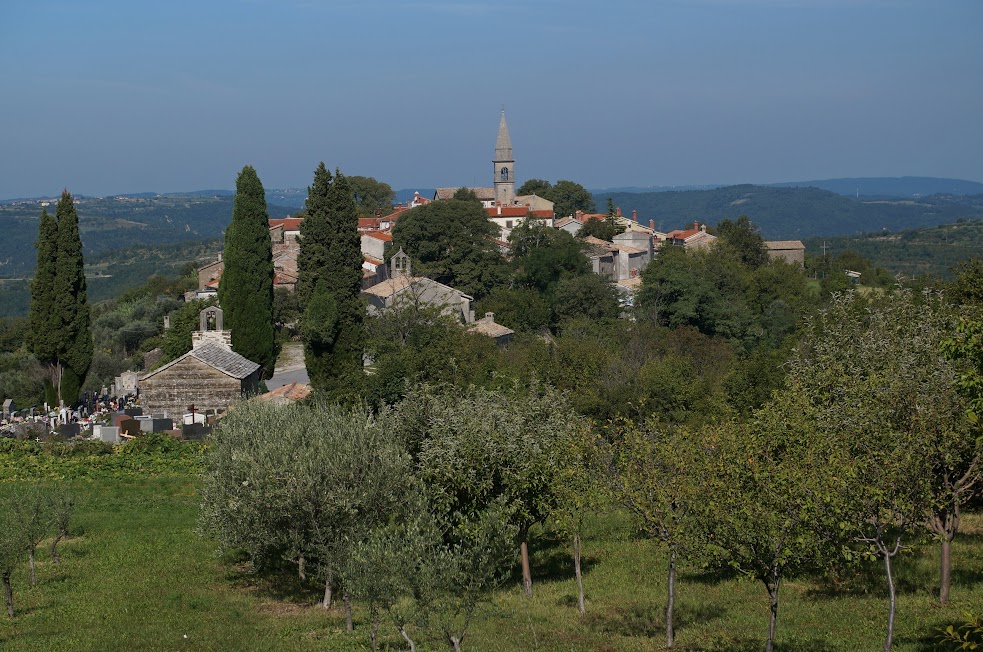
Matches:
[1,474,981,651]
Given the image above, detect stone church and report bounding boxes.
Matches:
[139,306,261,419]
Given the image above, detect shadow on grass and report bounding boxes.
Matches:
[583,602,726,639]
[223,560,321,606]
[696,636,839,652]
[680,564,741,586]
[512,531,600,587]
[805,554,935,599]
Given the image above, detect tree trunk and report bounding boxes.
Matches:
[666,547,676,649]
[520,539,532,598]
[449,634,463,652]
[940,537,952,606]
[297,553,306,582]
[29,548,37,587]
[322,576,332,609]
[930,504,959,606]
[3,571,13,618]
[883,548,897,652]
[370,608,379,652]
[50,532,64,565]
[573,533,585,616]
[399,626,417,652]
[344,592,353,632]
[765,574,780,652]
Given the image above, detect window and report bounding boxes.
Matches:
[500,167,509,181]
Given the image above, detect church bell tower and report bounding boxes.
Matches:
[493,111,515,206]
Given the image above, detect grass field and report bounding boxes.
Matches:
[1,471,981,651]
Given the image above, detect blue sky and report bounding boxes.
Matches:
[1,0,981,198]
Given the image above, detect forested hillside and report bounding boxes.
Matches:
[0,195,294,278]
[0,240,222,318]
[597,185,983,239]
[803,218,983,279]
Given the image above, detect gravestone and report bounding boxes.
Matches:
[2,399,14,419]
[124,407,143,417]
[58,423,81,437]
[117,418,140,436]
[94,425,119,444]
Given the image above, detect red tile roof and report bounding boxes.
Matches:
[365,231,392,242]
[269,217,304,231]
[485,206,530,218]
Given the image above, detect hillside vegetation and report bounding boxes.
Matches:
[0,195,293,279]
[598,185,983,239]
[0,240,222,319]
[804,219,983,280]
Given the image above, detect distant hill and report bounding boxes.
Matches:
[768,176,983,198]
[596,185,983,239]
[0,194,294,279]
[591,184,723,194]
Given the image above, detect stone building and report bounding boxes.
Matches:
[361,249,475,324]
[139,306,261,419]
[765,240,806,267]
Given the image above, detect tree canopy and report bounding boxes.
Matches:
[349,175,396,217]
[515,179,595,217]
[390,199,507,299]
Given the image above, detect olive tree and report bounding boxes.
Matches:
[199,400,416,622]
[402,383,579,598]
[344,504,515,652]
[0,494,22,618]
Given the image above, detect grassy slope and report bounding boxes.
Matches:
[2,474,981,651]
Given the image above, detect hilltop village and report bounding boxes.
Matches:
[160,112,807,422]
[3,113,979,652]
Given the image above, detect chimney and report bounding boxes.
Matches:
[616,207,622,217]
[163,316,171,331]
[217,252,223,262]
[485,312,494,321]
[693,221,700,230]
[632,209,637,222]
[649,219,655,230]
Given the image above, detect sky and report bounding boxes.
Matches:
[1,0,981,199]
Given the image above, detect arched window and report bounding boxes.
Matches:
[500,167,509,181]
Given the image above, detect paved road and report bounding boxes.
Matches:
[267,342,309,390]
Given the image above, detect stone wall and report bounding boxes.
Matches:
[139,357,245,419]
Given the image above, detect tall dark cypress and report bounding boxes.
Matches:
[29,207,60,404]
[297,164,364,395]
[296,163,333,307]
[218,166,276,376]
[51,191,91,405]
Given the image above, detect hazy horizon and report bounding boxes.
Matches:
[2,0,981,199]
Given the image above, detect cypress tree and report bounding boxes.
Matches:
[218,166,276,376]
[29,207,60,405]
[51,191,91,406]
[297,164,364,395]
[296,163,333,307]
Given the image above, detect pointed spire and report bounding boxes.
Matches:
[495,110,512,161]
